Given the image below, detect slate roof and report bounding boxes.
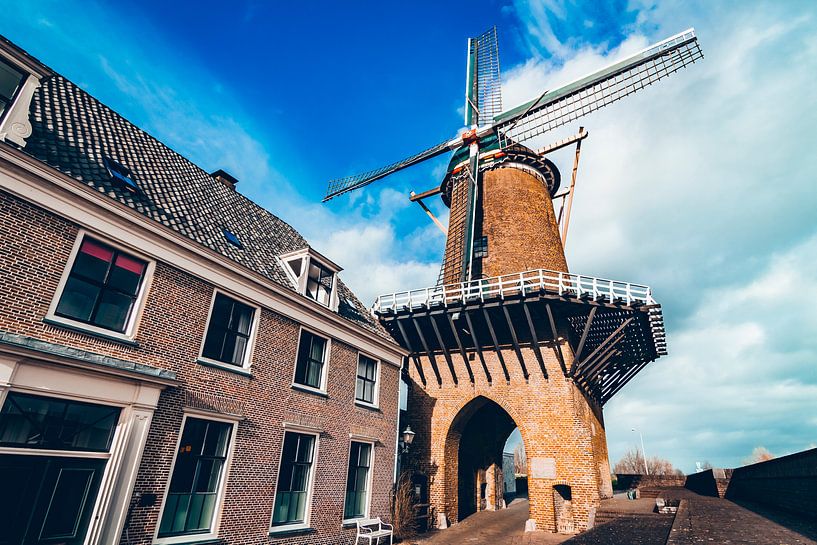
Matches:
[7,43,388,339]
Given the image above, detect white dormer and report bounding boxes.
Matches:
[279,247,342,311]
[0,39,50,148]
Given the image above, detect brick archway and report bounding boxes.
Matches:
[443,395,524,521]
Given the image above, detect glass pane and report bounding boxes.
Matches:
[228,335,247,366]
[355,378,364,401]
[93,290,132,332]
[0,59,23,100]
[287,258,302,278]
[202,421,231,457]
[359,443,371,467]
[0,393,119,451]
[107,260,144,296]
[55,277,100,323]
[197,494,216,531]
[305,360,321,389]
[40,468,94,539]
[309,335,325,362]
[232,302,253,335]
[210,294,232,331]
[219,332,238,364]
[74,240,113,282]
[201,326,226,362]
[158,494,178,534]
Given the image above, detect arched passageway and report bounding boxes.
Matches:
[446,396,523,521]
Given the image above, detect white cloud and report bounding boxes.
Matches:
[505,1,817,471]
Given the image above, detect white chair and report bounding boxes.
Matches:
[355,517,393,545]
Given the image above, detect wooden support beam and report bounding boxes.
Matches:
[502,305,529,381]
[574,316,634,377]
[395,318,426,386]
[411,191,448,235]
[561,126,584,248]
[580,347,621,389]
[544,303,565,376]
[464,311,492,384]
[412,319,443,386]
[537,127,588,156]
[522,302,548,379]
[409,186,442,202]
[577,330,628,380]
[447,313,475,384]
[602,359,653,402]
[571,306,597,371]
[482,307,511,383]
[429,314,458,385]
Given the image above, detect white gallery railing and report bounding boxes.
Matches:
[374,269,655,313]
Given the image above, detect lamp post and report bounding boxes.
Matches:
[631,428,649,475]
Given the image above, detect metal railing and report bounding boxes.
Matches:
[374,269,655,312]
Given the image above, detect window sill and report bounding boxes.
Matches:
[153,534,222,545]
[268,525,316,537]
[354,401,381,412]
[43,316,140,347]
[291,383,328,398]
[342,517,368,528]
[196,358,252,377]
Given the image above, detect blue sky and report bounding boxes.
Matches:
[2,0,816,474]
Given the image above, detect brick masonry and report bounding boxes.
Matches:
[0,189,400,544]
[404,164,612,534]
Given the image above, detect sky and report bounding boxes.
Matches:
[2,0,816,474]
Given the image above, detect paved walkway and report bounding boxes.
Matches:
[665,489,817,545]
[405,490,817,545]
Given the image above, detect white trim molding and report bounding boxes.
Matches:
[268,428,321,534]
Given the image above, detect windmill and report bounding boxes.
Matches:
[324,27,703,285]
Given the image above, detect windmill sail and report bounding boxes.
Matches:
[466,26,503,127]
[495,29,702,147]
[323,137,456,202]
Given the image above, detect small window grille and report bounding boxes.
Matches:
[103,157,139,193]
[473,236,488,258]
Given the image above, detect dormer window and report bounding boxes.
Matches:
[0,40,50,147]
[0,58,25,121]
[279,247,341,311]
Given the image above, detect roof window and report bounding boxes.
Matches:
[279,247,342,311]
[223,228,243,249]
[103,157,139,193]
[0,58,25,122]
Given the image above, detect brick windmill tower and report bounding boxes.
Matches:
[324,28,702,533]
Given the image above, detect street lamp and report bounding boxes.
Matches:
[400,425,415,454]
[631,428,649,475]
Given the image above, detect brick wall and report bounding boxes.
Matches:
[684,469,731,498]
[405,340,610,533]
[0,189,400,544]
[725,448,817,518]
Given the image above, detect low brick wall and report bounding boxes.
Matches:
[725,448,817,519]
[615,474,686,491]
[684,469,732,498]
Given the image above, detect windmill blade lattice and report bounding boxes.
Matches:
[323,138,455,202]
[495,29,702,148]
[474,26,503,125]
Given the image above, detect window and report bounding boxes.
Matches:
[201,292,256,367]
[0,58,24,121]
[279,248,340,310]
[473,235,488,258]
[54,237,148,333]
[103,156,138,193]
[355,354,378,406]
[305,260,333,306]
[293,329,327,390]
[0,392,120,452]
[271,432,316,527]
[344,441,372,520]
[158,418,233,538]
[222,228,243,249]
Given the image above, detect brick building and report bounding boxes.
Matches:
[0,35,405,545]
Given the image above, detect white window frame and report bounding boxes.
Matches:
[278,248,341,311]
[354,352,381,409]
[196,288,261,374]
[45,230,156,343]
[341,437,376,524]
[153,411,240,545]
[268,426,321,534]
[291,326,331,395]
